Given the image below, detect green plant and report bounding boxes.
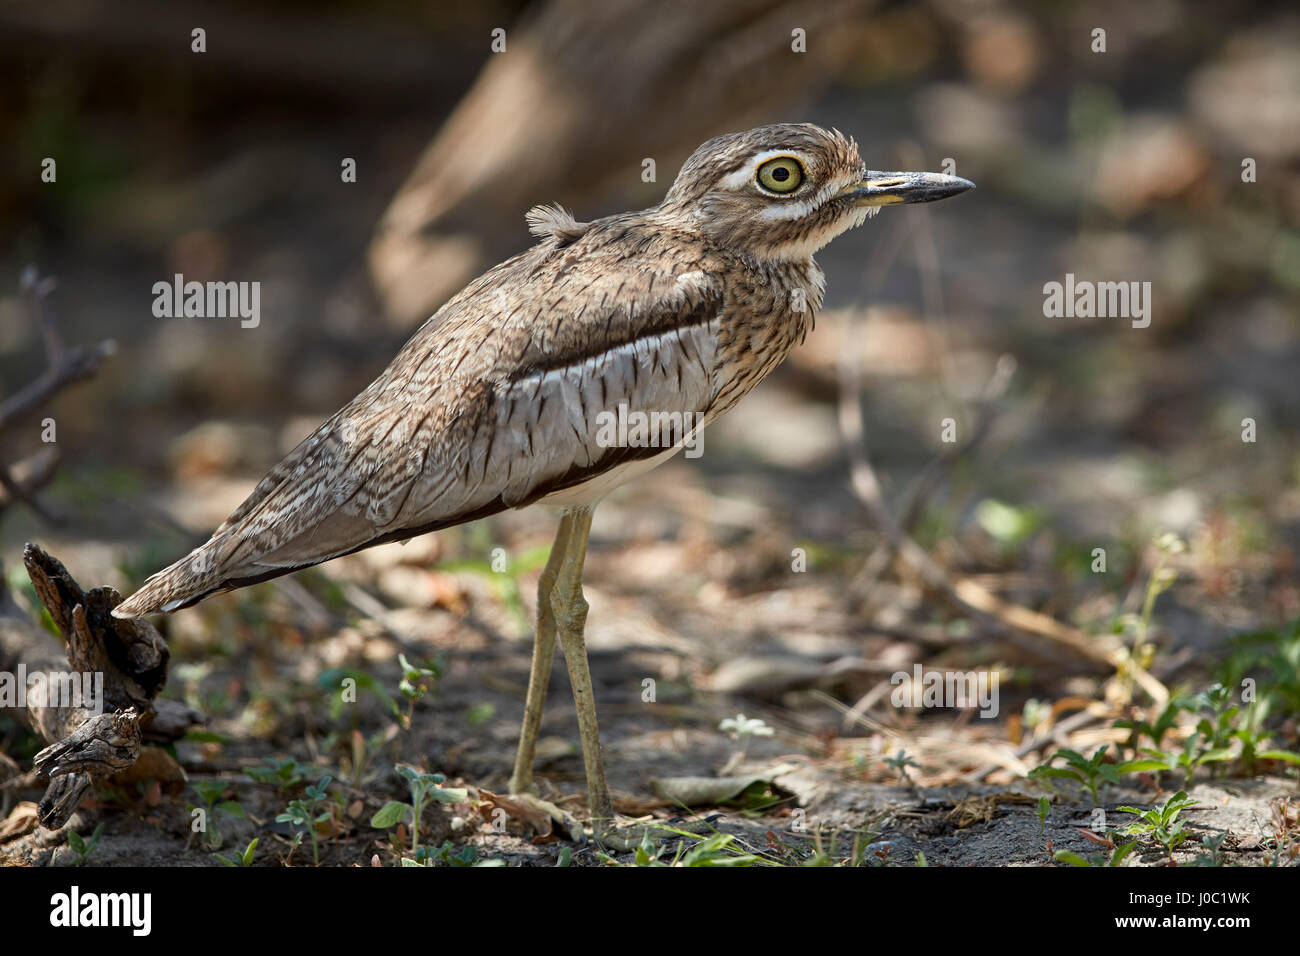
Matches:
[402,840,504,867]
[276,776,334,866]
[1035,796,1050,835]
[392,654,444,731]
[1028,745,1163,803]
[603,828,764,867]
[214,838,258,868]
[1121,683,1300,786]
[1111,533,1183,695]
[370,765,468,859]
[190,780,247,850]
[1053,840,1137,867]
[848,816,889,867]
[1117,790,1199,863]
[1113,697,1184,760]
[245,757,303,792]
[66,822,105,866]
[1190,832,1228,867]
[319,667,400,722]
[1164,731,1231,787]
[882,750,921,786]
[1218,619,1300,718]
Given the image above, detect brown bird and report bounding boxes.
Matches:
[114,123,973,847]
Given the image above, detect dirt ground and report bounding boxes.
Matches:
[2,494,1297,866]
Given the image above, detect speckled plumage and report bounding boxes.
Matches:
[114,124,969,618]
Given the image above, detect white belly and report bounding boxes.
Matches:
[534,445,683,508]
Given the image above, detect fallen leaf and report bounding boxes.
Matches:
[649,773,772,807]
[477,789,553,838]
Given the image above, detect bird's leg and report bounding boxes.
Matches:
[508,514,570,794]
[547,507,608,818]
[548,505,651,851]
[513,506,672,851]
[505,512,583,841]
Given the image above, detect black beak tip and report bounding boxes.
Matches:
[935,176,976,201]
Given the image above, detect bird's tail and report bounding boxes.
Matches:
[111,536,231,618]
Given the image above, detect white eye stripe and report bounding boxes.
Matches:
[758,197,818,220]
[757,173,858,219]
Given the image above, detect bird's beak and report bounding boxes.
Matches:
[840,171,975,207]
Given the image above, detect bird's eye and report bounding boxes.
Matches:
[756,157,804,194]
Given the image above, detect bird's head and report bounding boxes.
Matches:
[660,123,973,262]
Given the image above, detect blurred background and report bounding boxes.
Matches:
[2,0,1299,863]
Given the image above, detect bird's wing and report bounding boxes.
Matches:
[114,226,727,617]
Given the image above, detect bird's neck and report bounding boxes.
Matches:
[741,252,826,321]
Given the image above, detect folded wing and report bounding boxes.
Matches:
[113,221,725,617]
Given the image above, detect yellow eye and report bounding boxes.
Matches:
[756,156,804,194]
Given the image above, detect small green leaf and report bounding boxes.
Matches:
[1108,841,1137,866]
[1116,759,1172,773]
[1053,850,1092,867]
[1028,767,1084,783]
[371,801,412,829]
[428,787,468,804]
[1258,749,1300,764]
[1196,748,1235,764]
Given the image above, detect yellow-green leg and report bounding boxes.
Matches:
[512,506,662,850]
[508,513,570,795]
[549,506,659,850]
[507,511,583,841]
[545,508,613,826]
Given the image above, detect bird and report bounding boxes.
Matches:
[113,123,973,848]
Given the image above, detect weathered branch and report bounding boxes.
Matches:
[0,545,202,829]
